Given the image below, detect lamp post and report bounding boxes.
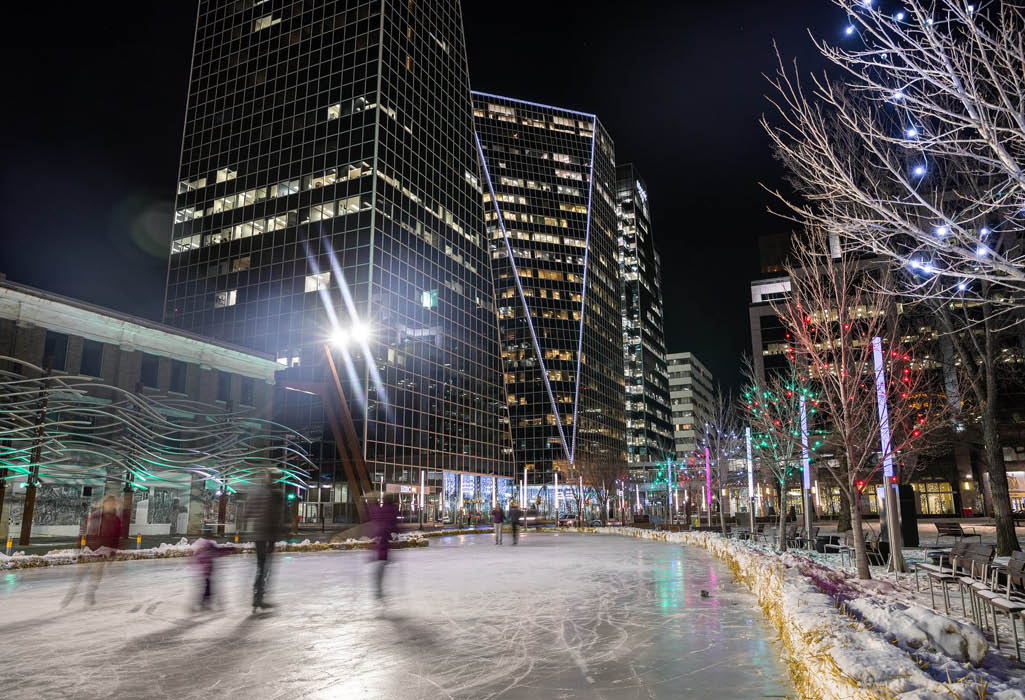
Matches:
[799,396,813,549]
[319,320,373,523]
[704,447,712,528]
[746,426,755,535]
[872,336,906,572]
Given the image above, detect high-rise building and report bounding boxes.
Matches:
[616,164,673,469]
[164,0,513,522]
[667,351,715,461]
[473,93,626,495]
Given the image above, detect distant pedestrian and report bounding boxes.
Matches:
[371,495,399,599]
[192,535,229,610]
[247,475,284,613]
[492,504,504,545]
[509,502,522,545]
[788,505,797,523]
[62,494,122,608]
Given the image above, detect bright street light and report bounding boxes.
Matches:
[329,320,370,348]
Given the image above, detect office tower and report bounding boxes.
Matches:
[667,351,715,461]
[164,1,513,521]
[616,164,673,468]
[473,93,626,498]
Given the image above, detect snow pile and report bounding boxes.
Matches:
[571,527,1024,700]
[846,598,987,665]
[0,533,428,570]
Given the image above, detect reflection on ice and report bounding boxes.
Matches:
[1,532,791,699]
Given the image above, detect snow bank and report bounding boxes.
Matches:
[570,527,1024,700]
[0,532,428,571]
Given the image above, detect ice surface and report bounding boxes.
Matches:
[0,532,791,699]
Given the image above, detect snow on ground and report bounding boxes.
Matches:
[0,532,790,700]
[592,527,1025,699]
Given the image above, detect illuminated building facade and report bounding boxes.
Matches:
[164,0,513,522]
[616,164,672,469]
[473,93,626,499]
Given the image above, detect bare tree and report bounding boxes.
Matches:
[763,10,1024,552]
[763,0,1025,299]
[775,230,950,577]
[576,453,626,526]
[698,388,744,535]
[742,357,811,552]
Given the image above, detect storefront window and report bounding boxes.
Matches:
[912,481,955,515]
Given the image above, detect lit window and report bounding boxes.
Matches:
[177,176,207,194]
[252,15,280,32]
[214,290,237,308]
[305,272,330,293]
[421,289,438,309]
[215,168,237,183]
[327,103,341,120]
[309,201,336,221]
[231,256,251,272]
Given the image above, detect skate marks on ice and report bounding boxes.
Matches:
[0,534,790,699]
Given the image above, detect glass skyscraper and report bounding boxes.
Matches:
[473,93,626,494]
[616,164,672,468]
[164,0,513,522]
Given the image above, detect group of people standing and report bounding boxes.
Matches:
[491,502,523,545]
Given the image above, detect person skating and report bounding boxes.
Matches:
[247,474,284,613]
[192,534,229,611]
[509,502,521,545]
[62,494,122,608]
[492,503,504,545]
[371,494,399,599]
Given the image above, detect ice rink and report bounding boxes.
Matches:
[1,532,792,699]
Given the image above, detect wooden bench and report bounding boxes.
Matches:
[934,522,981,545]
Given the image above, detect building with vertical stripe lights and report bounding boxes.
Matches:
[473,93,626,509]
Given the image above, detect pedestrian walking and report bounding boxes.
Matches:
[492,503,504,545]
[247,475,284,613]
[62,494,122,608]
[371,494,399,599]
[509,502,521,545]
[192,535,229,611]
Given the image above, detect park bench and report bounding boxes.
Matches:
[823,533,854,567]
[956,544,996,625]
[934,522,981,545]
[913,540,968,592]
[920,541,975,615]
[973,551,1025,660]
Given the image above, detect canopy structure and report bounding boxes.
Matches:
[0,356,312,497]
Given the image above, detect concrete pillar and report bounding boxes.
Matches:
[186,473,206,536]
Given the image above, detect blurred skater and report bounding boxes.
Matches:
[247,475,284,613]
[509,501,521,546]
[371,494,399,599]
[62,494,122,607]
[492,502,504,545]
[192,534,229,611]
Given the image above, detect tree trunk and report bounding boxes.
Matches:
[777,483,787,551]
[982,406,1020,555]
[848,486,872,580]
[719,501,727,536]
[981,308,1020,555]
[837,486,851,533]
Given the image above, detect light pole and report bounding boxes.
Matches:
[872,337,906,572]
[746,426,755,536]
[319,320,373,523]
[799,396,813,549]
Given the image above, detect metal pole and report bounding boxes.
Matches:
[704,447,711,528]
[799,396,813,549]
[19,364,51,546]
[746,426,756,536]
[872,337,906,572]
[554,471,559,524]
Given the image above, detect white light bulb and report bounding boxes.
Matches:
[958,282,967,291]
[845,25,855,35]
[913,165,926,176]
[895,11,905,20]
[967,5,974,13]
[976,245,988,257]
[893,91,906,101]
[927,18,933,25]
[935,226,948,236]
[906,127,918,138]
[980,227,990,236]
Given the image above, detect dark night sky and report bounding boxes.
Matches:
[0,1,839,388]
